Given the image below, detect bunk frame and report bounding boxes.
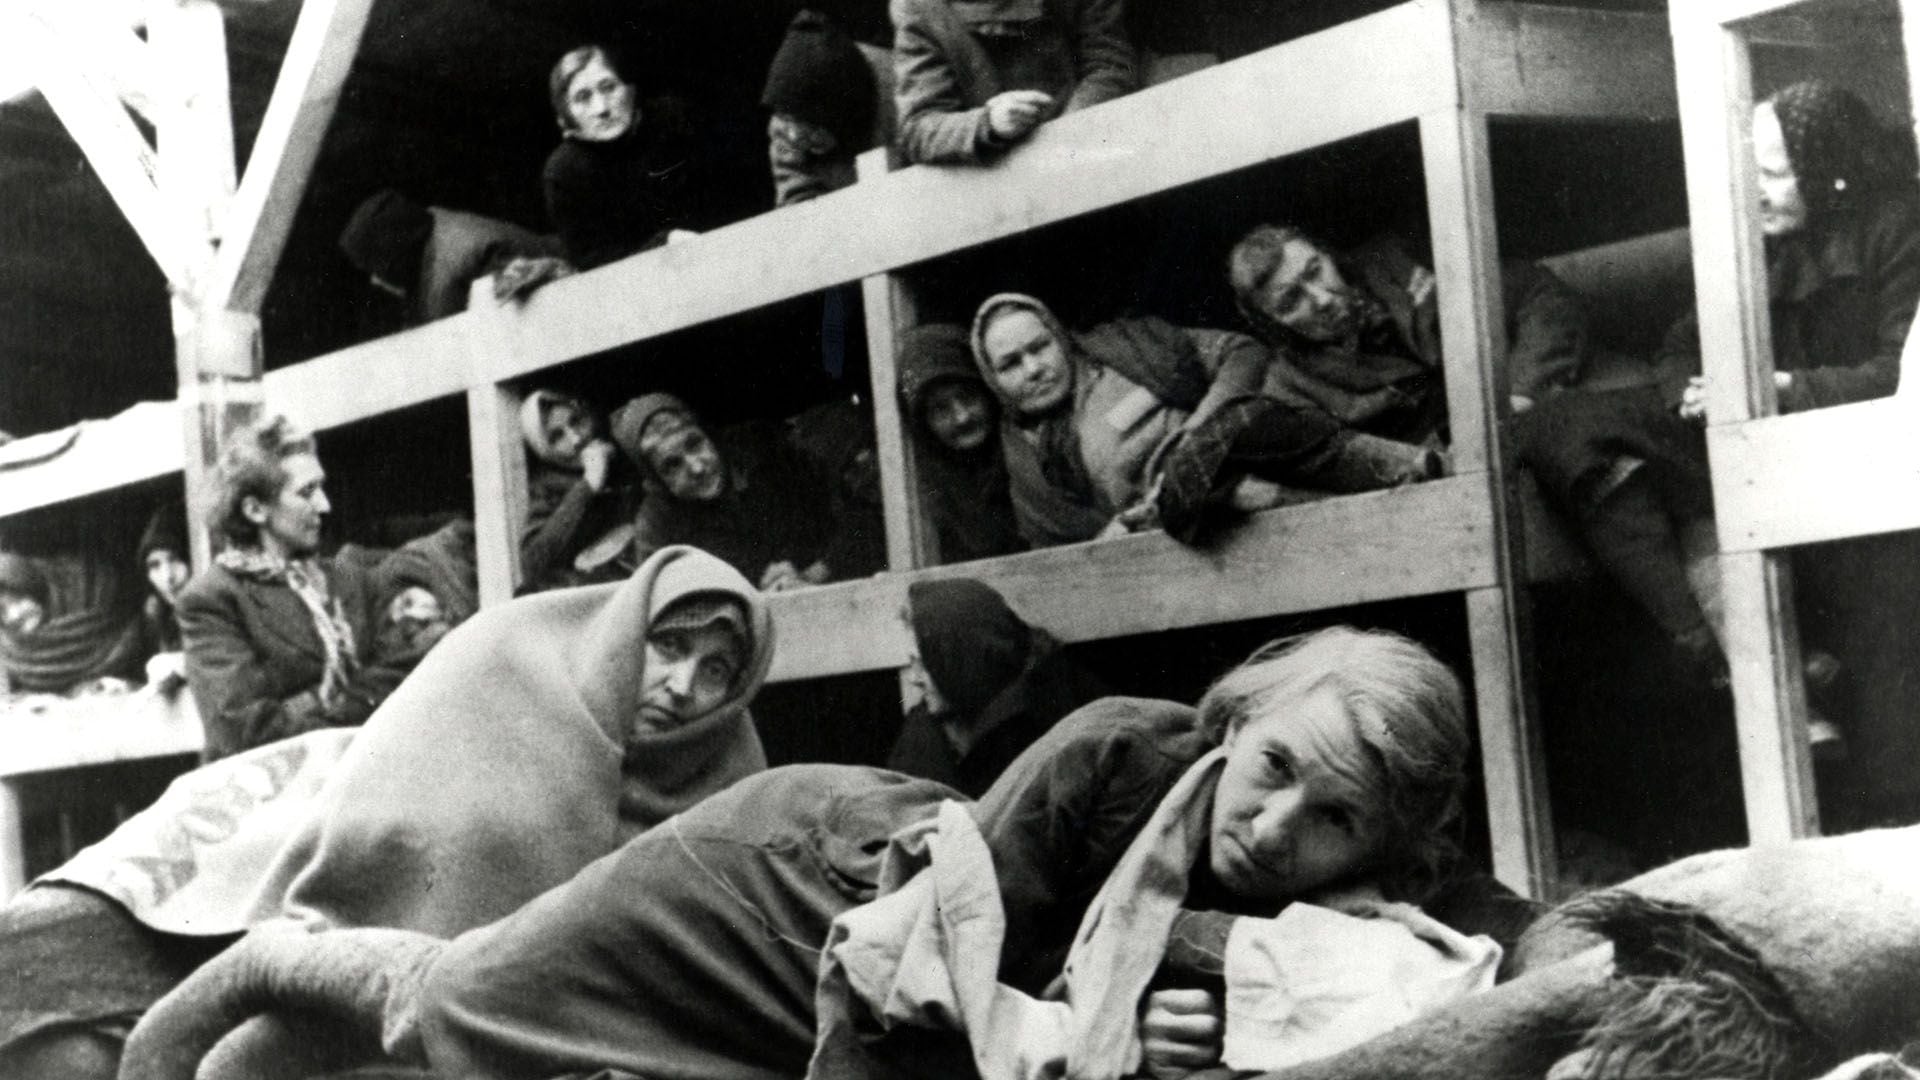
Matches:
[0,0,1691,900]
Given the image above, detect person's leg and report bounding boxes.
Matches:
[1581,473,1724,682]
[418,766,953,1080]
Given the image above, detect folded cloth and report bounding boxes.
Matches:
[811,745,1230,1080]
[1222,901,1500,1071]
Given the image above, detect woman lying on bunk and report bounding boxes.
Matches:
[970,293,1444,547]
[517,389,638,594]
[122,626,1539,1080]
[0,546,773,1080]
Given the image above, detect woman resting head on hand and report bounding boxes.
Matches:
[121,628,1490,1080]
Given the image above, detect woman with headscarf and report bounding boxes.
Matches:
[518,389,637,594]
[1518,79,1920,699]
[971,294,1444,547]
[897,323,1027,562]
[123,627,1541,1080]
[542,45,707,270]
[886,577,1108,796]
[0,546,774,1080]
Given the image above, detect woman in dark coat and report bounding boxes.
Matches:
[897,323,1027,563]
[1518,79,1920,692]
[542,45,706,270]
[517,389,636,594]
[886,577,1108,797]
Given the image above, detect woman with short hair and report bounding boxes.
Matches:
[123,626,1533,1080]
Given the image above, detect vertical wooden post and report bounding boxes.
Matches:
[467,382,529,609]
[1899,0,1920,397]
[857,148,940,572]
[1670,9,1818,840]
[1421,0,1555,899]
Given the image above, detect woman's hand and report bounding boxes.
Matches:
[1139,988,1223,1079]
[580,439,616,492]
[985,90,1055,143]
[1678,375,1711,424]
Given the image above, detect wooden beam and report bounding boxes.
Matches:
[204,0,375,315]
[13,11,205,290]
[150,0,237,253]
[1466,4,1675,119]
[856,149,938,570]
[1698,0,1824,26]
[1721,550,1820,841]
[1707,399,1920,551]
[0,401,185,518]
[766,477,1498,681]
[1421,87,1555,898]
[466,383,528,608]
[259,316,473,432]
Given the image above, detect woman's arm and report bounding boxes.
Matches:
[891,0,997,164]
[1062,0,1137,114]
[179,585,336,758]
[520,470,598,587]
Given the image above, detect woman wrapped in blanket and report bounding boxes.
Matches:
[123,626,1539,1080]
[0,546,772,1080]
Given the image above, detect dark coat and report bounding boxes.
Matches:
[519,463,638,594]
[629,422,839,584]
[177,556,400,761]
[414,208,563,323]
[896,327,1026,563]
[543,98,703,271]
[1655,190,1920,412]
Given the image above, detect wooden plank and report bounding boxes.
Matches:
[766,477,1497,681]
[857,148,937,570]
[149,0,236,252]
[1698,0,1825,26]
[1708,399,1920,551]
[204,0,376,315]
[1720,551,1820,841]
[1421,92,1554,897]
[476,2,1452,382]
[1467,4,1676,118]
[14,11,204,290]
[0,402,185,518]
[260,316,473,432]
[466,383,527,608]
[0,783,20,900]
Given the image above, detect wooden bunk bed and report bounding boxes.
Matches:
[2,0,1694,901]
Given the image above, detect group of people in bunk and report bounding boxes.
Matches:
[0,0,1918,1068]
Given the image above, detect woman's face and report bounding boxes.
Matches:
[634,622,743,734]
[145,549,191,602]
[565,54,637,143]
[1209,685,1388,903]
[1754,103,1808,237]
[981,309,1072,417]
[923,381,994,452]
[543,402,596,465]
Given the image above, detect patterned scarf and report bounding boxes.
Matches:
[216,547,359,707]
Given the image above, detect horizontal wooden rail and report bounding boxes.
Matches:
[1708,397,1920,552]
[768,476,1500,681]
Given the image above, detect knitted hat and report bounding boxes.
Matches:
[1766,80,1878,220]
[897,323,991,432]
[338,189,433,292]
[908,577,1033,718]
[761,10,877,150]
[609,392,699,471]
[649,591,751,684]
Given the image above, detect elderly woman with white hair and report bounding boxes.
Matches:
[122,625,1540,1080]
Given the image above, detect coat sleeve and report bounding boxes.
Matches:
[519,473,596,588]
[1500,260,1591,402]
[1781,200,1920,411]
[892,0,997,165]
[1060,0,1137,114]
[178,582,335,760]
[1181,326,1272,428]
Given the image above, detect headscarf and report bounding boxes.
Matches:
[338,189,433,293]
[137,504,188,566]
[519,389,595,470]
[374,518,480,633]
[1766,80,1898,224]
[899,323,997,447]
[259,545,774,937]
[909,577,1032,718]
[970,293,1095,500]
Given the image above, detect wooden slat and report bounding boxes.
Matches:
[0,402,185,518]
[1707,399,1920,551]
[467,384,528,608]
[15,11,204,290]
[766,477,1497,681]
[1721,550,1820,840]
[260,316,473,432]
[150,0,236,254]
[1467,4,1675,118]
[1698,0,1825,26]
[1422,89,1554,897]
[204,0,376,315]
